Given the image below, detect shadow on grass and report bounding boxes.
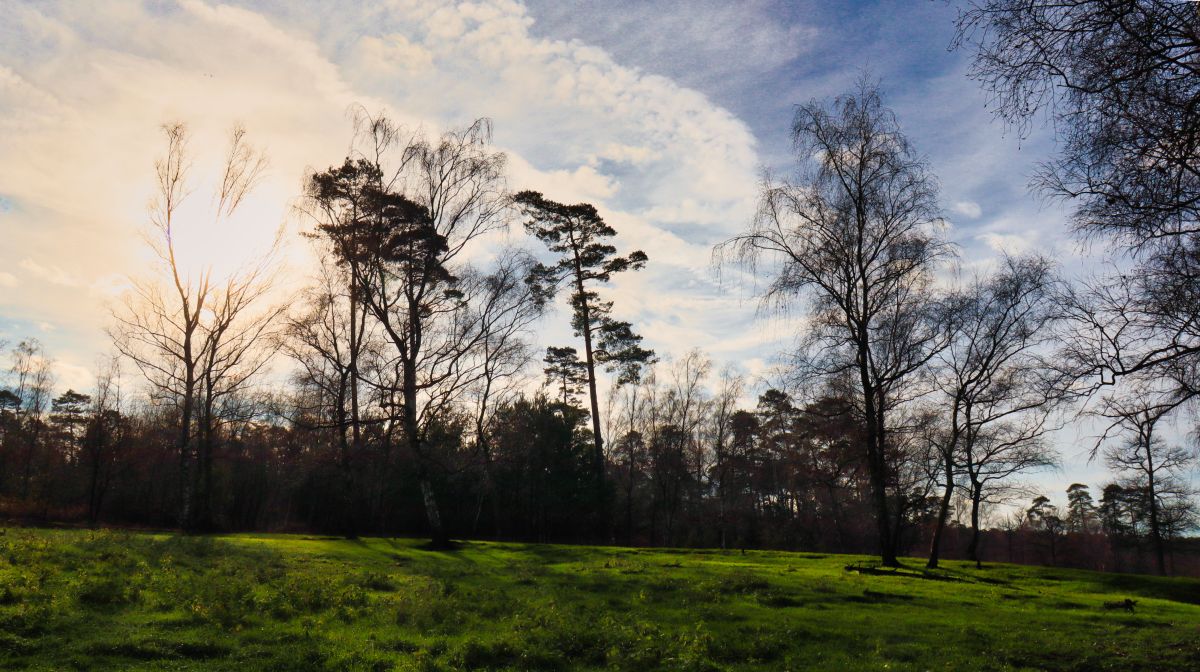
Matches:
[843,561,971,583]
[1090,572,1200,605]
[845,589,917,604]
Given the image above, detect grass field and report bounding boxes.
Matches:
[0,529,1197,671]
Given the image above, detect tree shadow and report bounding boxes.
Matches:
[843,561,969,583]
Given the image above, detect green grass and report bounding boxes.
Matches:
[0,528,1197,671]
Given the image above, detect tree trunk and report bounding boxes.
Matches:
[927,451,955,569]
[195,400,214,533]
[87,449,103,526]
[967,481,983,568]
[419,474,448,548]
[178,382,194,530]
[857,322,898,566]
[403,335,448,548]
[345,280,364,538]
[865,399,898,566]
[576,280,605,479]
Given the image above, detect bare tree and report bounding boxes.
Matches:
[707,366,745,550]
[7,339,54,500]
[927,256,1064,568]
[1093,392,1198,574]
[718,79,950,566]
[466,249,544,536]
[83,357,125,526]
[284,251,381,537]
[957,0,1200,401]
[111,122,277,531]
[609,365,654,543]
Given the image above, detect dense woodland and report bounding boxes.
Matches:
[2,0,1199,576]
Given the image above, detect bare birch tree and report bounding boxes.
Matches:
[718,79,950,566]
[111,122,278,530]
[927,255,1065,568]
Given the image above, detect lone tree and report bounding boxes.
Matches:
[719,79,950,567]
[515,190,655,480]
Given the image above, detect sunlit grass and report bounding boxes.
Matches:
[0,528,1196,670]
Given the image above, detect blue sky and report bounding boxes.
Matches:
[0,0,1140,511]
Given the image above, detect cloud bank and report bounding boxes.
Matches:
[0,0,786,391]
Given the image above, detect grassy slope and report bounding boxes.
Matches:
[0,529,1197,671]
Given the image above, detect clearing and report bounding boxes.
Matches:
[0,528,1197,670]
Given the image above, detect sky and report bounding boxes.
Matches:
[0,0,1148,506]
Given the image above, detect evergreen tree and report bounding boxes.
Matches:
[515,190,655,478]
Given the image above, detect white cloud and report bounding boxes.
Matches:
[53,358,94,393]
[952,200,982,219]
[0,0,765,391]
[976,231,1036,256]
[0,272,16,288]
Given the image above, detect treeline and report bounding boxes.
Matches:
[1,1,1199,577]
[1,337,1197,575]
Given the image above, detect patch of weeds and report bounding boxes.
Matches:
[811,577,840,594]
[171,641,231,659]
[0,585,20,605]
[707,626,791,664]
[512,561,548,585]
[384,638,420,654]
[0,597,64,636]
[259,572,370,621]
[1000,592,1035,601]
[75,570,140,607]
[394,579,467,633]
[356,570,397,592]
[847,589,916,604]
[602,556,647,575]
[399,649,446,672]
[84,641,169,661]
[453,638,521,670]
[716,569,770,595]
[758,590,803,608]
[0,631,36,655]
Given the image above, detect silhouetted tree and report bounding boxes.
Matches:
[929,255,1063,568]
[466,251,544,537]
[292,156,387,537]
[1065,483,1098,534]
[323,112,511,548]
[1026,494,1066,565]
[81,359,126,526]
[515,190,655,481]
[111,123,277,531]
[958,1,1200,407]
[718,79,950,567]
[543,346,588,407]
[1096,396,1198,574]
[8,339,54,502]
[488,394,594,541]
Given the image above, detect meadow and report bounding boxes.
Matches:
[0,528,1196,671]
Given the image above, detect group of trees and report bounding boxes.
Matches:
[0,1,1196,573]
